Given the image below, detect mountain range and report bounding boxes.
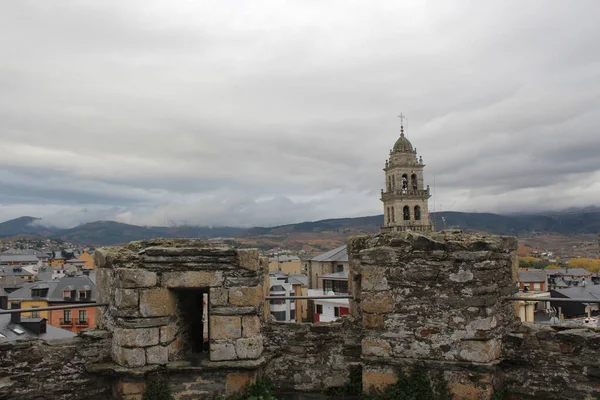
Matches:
[0,208,599,248]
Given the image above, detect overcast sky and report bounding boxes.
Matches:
[1,1,599,228]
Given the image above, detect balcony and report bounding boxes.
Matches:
[59,318,73,326]
[380,188,430,201]
[75,319,89,326]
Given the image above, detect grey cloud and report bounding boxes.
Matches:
[1,0,599,228]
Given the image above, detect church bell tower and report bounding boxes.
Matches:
[380,115,433,233]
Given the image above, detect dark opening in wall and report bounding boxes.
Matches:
[174,289,210,354]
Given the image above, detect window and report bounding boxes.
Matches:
[31,306,40,318]
[63,310,72,323]
[414,206,421,221]
[316,304,323,314]
[403,206,410,221]
[387,207,391,223]
[334,307,340,317]
[411,174,418,191]
[78,310,87,324]
[391,206,395,222]
[78,290,88,300]
[336,264,344,273]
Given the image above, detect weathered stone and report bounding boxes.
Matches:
[210,316,242,340]
[117,268,157,289]
[211,306,257,315]
[458,339,501,363]
[114,328,159,348]
[162,270,222,288]
[363,314,385,329]
[361,292,393,313]
[236,249,260,271]
[94,248,109,268]
[146,345,169,365]
[363,367,397,393]
[117,317,171,329]
[210,287,228,306]
[242,315,261,338]
[96,268,112,304]
[228,286,262,306]
[210,341,238,361]
[167,334,186,361]
[234,336,263,359]
[139,288,176,317]
[114,380,146,395]
[160,325,177,345]
[361,265,390,291]
[115,288,138,309]
[362,338,391,357]
[226,372,255,394]
[112,344,146,367]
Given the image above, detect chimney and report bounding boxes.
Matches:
[0,296,7,310]
[10,302,21,324]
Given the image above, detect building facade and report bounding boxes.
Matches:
[380,121,433,233]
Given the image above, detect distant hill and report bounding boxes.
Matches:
[49,221,246,246]
[0,216,57,237]
[2,208,600,247]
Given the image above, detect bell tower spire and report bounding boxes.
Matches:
[381,116,433,233]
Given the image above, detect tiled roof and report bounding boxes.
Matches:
[518,270,547,283]
[8,275,96,302]
[310,245,348,262]
[0,314,76,341]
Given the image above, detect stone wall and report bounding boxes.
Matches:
[262,318,361,393]
[348,231,519,398]
[94,239,266,399]
[0,330,112,400]
[3,234,600,399]
[503,323,600,399]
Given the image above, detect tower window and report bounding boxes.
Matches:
[411,174,418,191]
[414,206,421,221]
[387,207,391,223]
[387,176,392,191]
[403,206,410,221]
[391,207,395,222]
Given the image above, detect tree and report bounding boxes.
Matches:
[569,258,600,273]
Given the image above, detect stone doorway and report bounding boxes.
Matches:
[175,288,210,355]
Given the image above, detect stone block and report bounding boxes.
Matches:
[226,372,255,394]
[210,287,228,306]
[362,338,391,357]
[228,286,262,306]
[210,316,242,339]
[96,268,112,304]
[114,328,159,348]
[160,324,177,345]
[234,336,263,359]
[363,367,397,393]
[94,248,109,268]
[146,345,169,365]
[236,249,260,271]
[168,334,185,361]
[210,341,237,361]
[363,314,385,329]
[458,339,501,363]
[112,344,146,367]
[117,269,157,289]
[242,315,261,338]
[139,288,176,317]
[114,380,146,395]
[162,271,222,288]
[361,292,393,314]
[117,317,171,329]
[362,266,390,291]
[115,289,139,309]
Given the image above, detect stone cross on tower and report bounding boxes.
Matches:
[380,116,433,233]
